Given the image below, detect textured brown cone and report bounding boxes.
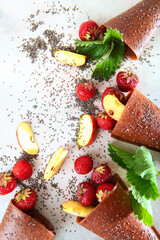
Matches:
[77,174,160,239]
[0,200,56,240]
[101,0,160,60]
[111,89,160,152]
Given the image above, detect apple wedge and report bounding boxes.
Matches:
[44,148,68,180]
[62,200,94,218]
[54,49,86,66]
[16,121,39,155]
[103,94,125,121]
[77,114,98,149]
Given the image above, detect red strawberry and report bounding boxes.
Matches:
[97,112,116,130]
[77,182,96,206]
[13,188,37,211]
[0,173,17,195]
[13,160,33,180]
[76,82,96,101]
[91,164,112,185]
[102,87,126,108]
[79,20,100,41]
[96,183,114,202]
[74,155,93,174]
[116,69,139,92]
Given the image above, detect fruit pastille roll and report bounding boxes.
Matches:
[76,174,160,240]
[103,88,160,152]
[0,200,56,240]
[100,0,160,60]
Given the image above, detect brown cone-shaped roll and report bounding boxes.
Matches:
[100,0,160,60]
[0,200,56,240]
[77,174,160,240]
[111,89,160,152]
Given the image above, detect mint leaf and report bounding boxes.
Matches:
[75,28,124,80]
[108,144,134,170]
[130,192,153,227]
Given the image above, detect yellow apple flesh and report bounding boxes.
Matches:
[62,200,94,217]
[44,148,68,180]
[103,94,125,121]
[54,49,86,66]
[16,121,39,155]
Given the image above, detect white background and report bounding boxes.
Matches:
[0,0,160,239]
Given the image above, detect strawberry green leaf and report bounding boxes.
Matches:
[130,192,153,227]
[103,28,123,44]
[75,39,109,60]
[108,144,160,226]
[91,41,114,79]
[108,143,134,169]
[133,147,157,182]
[75,39,103,46]
[92,36,124,80]
[75,28,124,80]
[127,170,159,201]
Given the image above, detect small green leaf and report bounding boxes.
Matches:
[103,28,123,45]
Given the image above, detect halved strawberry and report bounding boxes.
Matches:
[0,173,17,195]
[96,183,114,202]
[79,21,100,41]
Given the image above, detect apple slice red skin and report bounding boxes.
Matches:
[86,115,98,147]
[16,121,39,155]
[16,125,25,153]
[77,114,98,149]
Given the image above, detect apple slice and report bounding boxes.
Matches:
[16,121,39,155]
[62,200,94,217]
[44,147,68,180]
[54,49,86,66]
[77,114,98,149]
[103,94,125,121]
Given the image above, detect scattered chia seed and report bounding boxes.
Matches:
[20,36,47,63]
[0,0,160,237]
[14,151,38,167]
[44,30,65,57]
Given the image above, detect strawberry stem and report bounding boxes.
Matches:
[128,69,132,75]
[156,168,160,176]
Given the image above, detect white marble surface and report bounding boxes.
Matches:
[0,0,160,239]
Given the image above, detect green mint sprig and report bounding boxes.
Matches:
[108,144,160,227]
[75,28,124,80]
